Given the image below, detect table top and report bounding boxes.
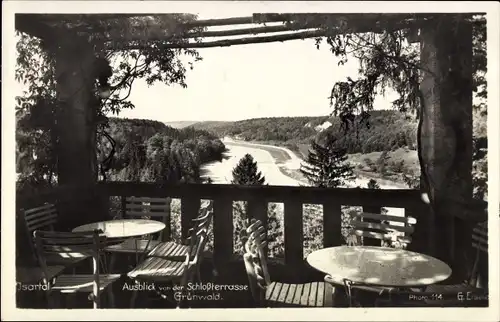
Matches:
[72,219,166,239]
[306,246,452,287]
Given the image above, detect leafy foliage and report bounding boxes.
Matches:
[99,117,227,183]
[15,14,204,192]
[314,14,488,200]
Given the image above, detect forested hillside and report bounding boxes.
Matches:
[98,117,227,183]
[190,110,418,156]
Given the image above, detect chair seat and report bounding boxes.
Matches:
[425,283,479,293]
[147,241,190,259]
[128,257,185,282]
[265,281,335,307]
[105,238,162,254]
[147,241,214,261]
[51,274,121,293]
[17,265,66,284]
[45,253,91,266]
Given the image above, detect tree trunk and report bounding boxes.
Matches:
[54,36,100,228]
[419,16,473,282]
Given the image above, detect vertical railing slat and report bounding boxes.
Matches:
[156,197,171,242]
[213,196,233,271]
[323,201,342,247]
[284,199,303,267]
[406,205,425,253]
[181,196,201,241]
[120,196,126,219]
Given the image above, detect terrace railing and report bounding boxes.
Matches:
[17,182,485,279]
[95,182,429,269]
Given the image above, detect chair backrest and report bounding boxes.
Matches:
[470,221,488,287]
[178,201,214,291]
[124,197,171,240]
[23,203,58,234]
[242,219,271,305]
[33,229,107,308]
[125,196,170,220]
[21,203,59,262]
[186,200,214,260]
[350,212,417,248]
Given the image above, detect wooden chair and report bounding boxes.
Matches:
[20,203,90,267]
[421,220,488,306]
[106,197,171,255]
[147,200,214,260]
[331,211,417,307]
[350,212,417,248]
[33,229,121,308]
[145,200,217,277]
[243,219,335,307]
[373,221,489,307]
[127,221,212,308]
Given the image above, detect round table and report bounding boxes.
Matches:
[72,219,166,239]
[306,246,452,287]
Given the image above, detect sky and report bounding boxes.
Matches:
[12,11,400,123]
[111,14,399,123]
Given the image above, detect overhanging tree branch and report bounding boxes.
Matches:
[111,30,331,50]
[100,24,323,43]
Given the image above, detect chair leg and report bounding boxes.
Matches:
[211,258,219,278]
[107,286,116,308]
[66,293,77,308]
[196,267,202,284]
[108,253,116,274]
[129,280,141,308]
[130,290,139,308]
[46,291,61,309]
[100,253,109,274]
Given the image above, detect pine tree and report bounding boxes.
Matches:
[231,154,283,258]
[231,154,266,185]
[367,178,381,189]
[376,150,391,176]
[300,135,354,188]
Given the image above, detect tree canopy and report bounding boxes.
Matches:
[15,14,205,192]
[300,134,355,188]
[231,154,266,185]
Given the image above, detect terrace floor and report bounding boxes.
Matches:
[15,182,488,309]
[17,254,351,309]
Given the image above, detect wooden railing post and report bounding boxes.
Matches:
[284,199,303,268]
[213,196,233,271]
[120,196,126,219]
[406,203,432,255]
[181,196,200,241]
[323,200,342,247]
[159,197,172,242]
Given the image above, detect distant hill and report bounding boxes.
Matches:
[187,111,418,156]
[163,121,200,129]
[189,121,234,131]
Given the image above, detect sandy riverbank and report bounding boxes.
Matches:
[202,138,409,217]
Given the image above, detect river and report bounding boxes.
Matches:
[202,138,408,218]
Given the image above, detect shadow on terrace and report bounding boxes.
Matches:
[15,182,488,309]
